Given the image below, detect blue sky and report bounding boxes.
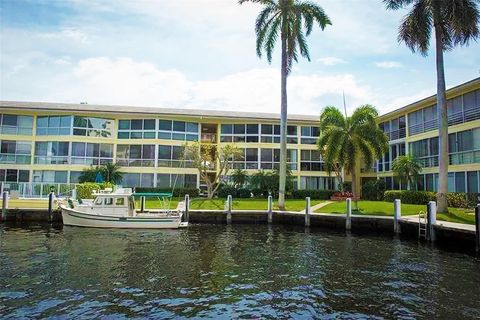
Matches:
[1,0,479,116]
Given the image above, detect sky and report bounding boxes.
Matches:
[1,0,479,116]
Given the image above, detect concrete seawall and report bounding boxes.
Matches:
[2,208,476,252]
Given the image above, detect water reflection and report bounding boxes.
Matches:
[1,224,479,319]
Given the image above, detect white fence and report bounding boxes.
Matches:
[0,182,77,199]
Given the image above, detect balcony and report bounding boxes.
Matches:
[201,133,217,143]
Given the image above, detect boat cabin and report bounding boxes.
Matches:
[88,193,136,217]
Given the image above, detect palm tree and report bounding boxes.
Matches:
[101,162,123,184]
[240,0,331,210]
[392,154,422,190]
[231,168,248,188]
[384,0,479,213]
[318,105,388,208]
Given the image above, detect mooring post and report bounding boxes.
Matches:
[305,197,311,227]
[48,191,54,223]
[267,195,273,224]
[346,198,352,231]
[394,199,401,234]
[427,201,436,242]
[226,195,232,224]
[475,204,479,253]
[140,196,146,213]
[1,191,8,221]
[184,194,190,223]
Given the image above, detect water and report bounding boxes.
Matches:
[1,224,479,319]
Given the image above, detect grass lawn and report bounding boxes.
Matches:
[315,200,475,225]
[137,197,322,211]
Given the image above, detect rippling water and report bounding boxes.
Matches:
[1,224,479,319]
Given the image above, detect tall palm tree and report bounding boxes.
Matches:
[240,0,331,209]
[392,154,422,190]
[101,162,123,184]
[318,105,388,208]
[384,0,479,213]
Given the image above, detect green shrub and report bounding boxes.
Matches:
[446,192,468,208]
[384,190,436,205]
[76,182,113,199]
[362,180,385,201]
[135,187,199,197]
[290,190,336,200]
[251,188,267,198]
[217,186,237,198]
[237,188,252,198]
[466,193,480,207]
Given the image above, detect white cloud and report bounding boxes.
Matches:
[317,57,347,66]
[2,57,373,116]
[375,61,403,68]
[36,28,90,44]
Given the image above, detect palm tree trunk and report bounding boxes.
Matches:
[435,23,449,213]
[278,32,288,210]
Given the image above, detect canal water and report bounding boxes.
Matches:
[1,224,479,319]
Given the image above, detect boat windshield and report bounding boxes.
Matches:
[128,196,135,211]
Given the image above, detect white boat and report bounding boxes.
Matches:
[60,189,187,229]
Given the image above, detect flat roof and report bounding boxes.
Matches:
[0,100,319,122]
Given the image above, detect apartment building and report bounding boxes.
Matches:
[361,77,480,193]
[0,101,335,196]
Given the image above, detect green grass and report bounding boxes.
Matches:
[136,198,322,211]
[315,200,475,225]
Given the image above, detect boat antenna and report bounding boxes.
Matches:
[342,91,348,118]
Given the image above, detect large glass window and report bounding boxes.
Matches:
[1,114,33,135]
[157,145,192,168]
[118,119,156,139]
[221,124,261,143]
[232,148,258,169]
[36,115,71,135]
[158,120,198,141]
[121,173,155,188]
[71,142,113,165]
[157,174,197,188]
[116,144,155,167]
[300,126,319,144]
[32,170,68,183]
[0,169,29,183]
[34,141,69,164]
[300,150,324,171]
[73,116,113,138]
[0,140,32,164]
[300,176,335,190]
[260,148,297,170]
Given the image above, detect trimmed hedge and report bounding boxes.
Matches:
[362,180,386,201]
[290,190,336,200]
[384,190,480,208]
[237,188,252,198]
[135,187,199,197]
[217,186,238,198]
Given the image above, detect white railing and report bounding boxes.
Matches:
[0,182,77,199]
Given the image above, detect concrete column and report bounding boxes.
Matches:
[184,194,190,223]
[475,204,479,253]
[2,191,8,221]
[394,199,401,234]
[346,198,352,231]
[305,197,311,227]
[226,195,232,224]
[48,191,54,223]
[427,201,436,242]
[267,195,273,224]
[140,196,146,213]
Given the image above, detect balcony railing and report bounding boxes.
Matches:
[0,154,31,164]
[201,133,217,143]
[116,159,155,167]
[449,150,480,165]
[0,182,77,198]
[34,156,69,164]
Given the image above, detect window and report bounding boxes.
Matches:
[115,198,125,206]
[32,170,68,183]
[104,198,114,205]
[300,150,324,171]
[1,114,33,135]
[300,176,335,190]
[36,116,71,135]
[157,174,197,188]
[448,128,480,165]
[71,142,113,165]
[0,140,32,164]
[158,120,198,141]
[300,126,319,144]
[467,171,479,193]
[69,171,82,183]
[260,148,297,170]
[220,124,260,143]
[121,173,155,188]
[0,169,29,183]
[34,142,69,164]
[232,148,258,169]
[158,145,192,168]
[117,144,155,167]
[259,124,297,144]
[118,119,156,139]
[73,116,113,138]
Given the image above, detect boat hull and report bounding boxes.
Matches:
[61,206,186,229]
